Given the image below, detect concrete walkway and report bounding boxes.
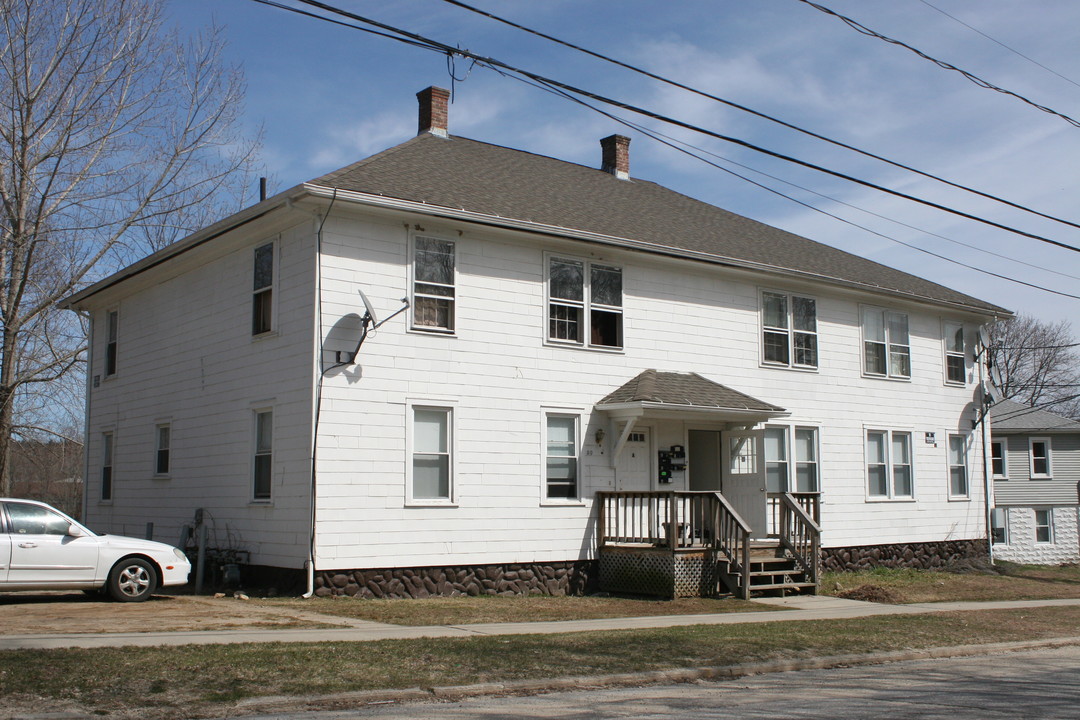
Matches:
[3,595,1080,650]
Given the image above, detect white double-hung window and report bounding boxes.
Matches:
[862,307,910,378]
[544,413,579,499]
[548,257,622,349]
[761,292,817,369]
[1029,437,1051,478]
[948,434,969,498]
[412,236,456,332]
[764,425,819,493]
[411,406,453,501]
[866,429,913,499]
[943,322,965,385]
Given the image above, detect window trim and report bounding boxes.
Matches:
[252,408,273,502]
[1029,437,1052,479]
[104,308,119,378]
[154,423,171,477]
[406,402,457,506]
[990,440,1008,479]
[100,431,114,503]
[865,428,915,501]
[942,320,966,386]
[947,433,970,500]
[542,410,583,504]
[252,240,277,337]
[545,253,624,352]
[764,423,821,493]
[759,290,818,370]
[409,233,457,334]
[861,306,911,380]
[1034,508,1054,544]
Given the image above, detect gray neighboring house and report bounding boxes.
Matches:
[990,399,1080,564]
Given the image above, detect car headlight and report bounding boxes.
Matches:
[173,547,188,561]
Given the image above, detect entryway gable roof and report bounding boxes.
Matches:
[596,370,787,417]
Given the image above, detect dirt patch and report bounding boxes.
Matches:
[0,592,339,635]
[836,584,903,604]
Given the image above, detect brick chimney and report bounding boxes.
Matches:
[417,86,450,137]
[600,134,630,180]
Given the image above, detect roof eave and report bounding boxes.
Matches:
[303,183,1009,317]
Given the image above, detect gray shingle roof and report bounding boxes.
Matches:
[312,133,1006,314]
[597,370,786,413]
[990,398,1080,433]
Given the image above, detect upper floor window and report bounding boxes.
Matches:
[862,307,909,379]
[545,413,579,499]
[105,310,118,377]
[412,236,456,332]
[411,406,453,501]
[101,432,114,502]
[253,410,273,500]
[948,434,969,498]
[1029,437,1051,478]
[252,242,274,335]
[943,322,965,385]
[990,440,1007,479]
[761,292,817,369]
[764,425,819,493]
[155,424,171,476]
[548,257,622,349]
[866,429,913,499]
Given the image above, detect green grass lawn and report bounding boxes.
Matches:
[2,606,1078,719]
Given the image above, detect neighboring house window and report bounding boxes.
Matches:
[253,410,273,500]
[155,424,170,476]
[1034,509,1053,543]
[105,310,118,377]
[764,425,819,492]
[862,307,910,378]
[948,434,969,498]
[943,322,965,384]
[990,508,1008,544]
[1029,437,1051,478]
[412,236,456,331]
[866,430,913,499]
[990,440,1007,479]
[101,432,114,501]
[545,414,579,499]
[412,406,452,500]
[252,242,274,335]
[548,257,622,349]
[761,292,817,368]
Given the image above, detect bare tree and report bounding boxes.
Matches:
[987,314,1080,419]
[0,0,260,496]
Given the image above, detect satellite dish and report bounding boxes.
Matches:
[357,288,379,326]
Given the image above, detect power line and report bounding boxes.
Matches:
[258,0,1080,256]
[437,0,1080,236]
[797,0,1080,128]
[916,0,1080,90]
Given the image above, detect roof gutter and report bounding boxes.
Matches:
[301,184,1009,318]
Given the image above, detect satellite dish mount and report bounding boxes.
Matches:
[336,289,409,365]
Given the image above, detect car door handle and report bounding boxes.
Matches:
[18,542,37,548]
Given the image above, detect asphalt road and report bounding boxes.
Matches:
[244,644,1080,719]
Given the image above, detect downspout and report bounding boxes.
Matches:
[977,326,994,562]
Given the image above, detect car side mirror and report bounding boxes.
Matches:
[66,524,86,538]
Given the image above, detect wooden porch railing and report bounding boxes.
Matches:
[597,491,752,598]
[775,493,821,585]
[766,492,820,536]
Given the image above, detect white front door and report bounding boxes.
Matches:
[721,430,767,537]
[615,429,651,491]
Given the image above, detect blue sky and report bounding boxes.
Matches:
[170,0,1080,325]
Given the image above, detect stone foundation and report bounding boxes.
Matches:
[821,538,987,572]
[313,560,597,598]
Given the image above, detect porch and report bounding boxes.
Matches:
[596,491,821,599]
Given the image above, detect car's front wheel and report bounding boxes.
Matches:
[107,558,157,602]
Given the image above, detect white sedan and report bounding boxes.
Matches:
[0,498,190,601]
